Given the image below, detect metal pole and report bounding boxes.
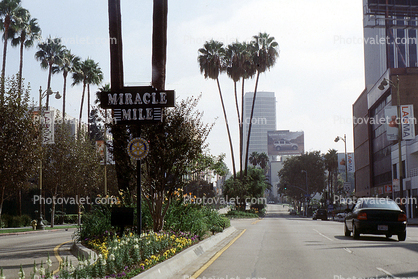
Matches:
[344,134,348,182]
[137,126,142,236]
[37,87,44,230]
[396,76,404,207]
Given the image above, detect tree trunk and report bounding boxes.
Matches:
[151,0,168,91]
[240,77,245,179]
[18,37,25,93]
[108,0,132,192]
[1,20,10,101]
[244,71,260,176]
[216,78,236,180]
[46,63,53,109]
[78,82,86,134]
[63,72,67,122]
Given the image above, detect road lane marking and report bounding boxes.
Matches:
[53,240,72,274]
[343,248,353,254]
[313,229,333,241]
[190,229,247,279]
[251,218,263,225]
[376,267,396,278]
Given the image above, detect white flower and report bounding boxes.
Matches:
[38,268,45,276]
[108,254,115,261]
[101,259,106,266]
[46,258,52,267]
[98,254,103,260]
[133,244,139,249]
[0,276,6,279]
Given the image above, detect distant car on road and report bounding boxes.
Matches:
[312,209,327,220]
[273,139,298,151]
[344,197,407,241]
[335,212,347,222]
[289,209,297,215]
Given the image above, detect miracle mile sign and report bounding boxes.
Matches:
[100,86,175,124]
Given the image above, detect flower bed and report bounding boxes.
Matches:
[58,231,199,279]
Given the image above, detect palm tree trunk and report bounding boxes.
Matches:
[244,71,260,176]
[18,38,24,93]
[87,84,90,135]
[46,64,53,109]
[151,0,168,90]
[1,23,9,102]
[240,77,245,179]
[216,78,236,179]
[63,72,67,122]
[78,82,86,134]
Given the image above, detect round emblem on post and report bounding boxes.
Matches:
[127,137,149,160]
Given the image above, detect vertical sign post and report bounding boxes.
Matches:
[127,137,149,235]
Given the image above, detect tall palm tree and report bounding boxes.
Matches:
[11,12,41,91]
[198,39,236,179]
[324,149,338,203]
[0,0,25,101]
[244,33,279,176]
[225,41,256,178]
[55,49,80,121]
[34,36,65,109]
[72,58,103,134]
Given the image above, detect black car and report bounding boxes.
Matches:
[313,209,327,220]
[344,197,407,241]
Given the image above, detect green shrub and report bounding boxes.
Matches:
[75,205,112,241]
[0,214,32,227]
[63,214,79,224]
[224,210,259,219]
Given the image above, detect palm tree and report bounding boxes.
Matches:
[198,39,236,179]
[258,152,269,171]
[324,149,338,204]
[55,49,80,121]
[72,58,103,134]
[225,41,256,178]
[0,0,25,101]
[11,11,41,91]
[35,36,65,109]
[244,33,279,176]
[249,151,259,167]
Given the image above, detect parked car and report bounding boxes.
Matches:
[273,139,298,151]
[344,197,407,241]
[289,209,297,215]
[312,209,327,220]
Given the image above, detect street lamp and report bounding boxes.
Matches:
[37,86,60,230]
[378,76,404,204]
[334,134,348,183]
[301,170,308,216]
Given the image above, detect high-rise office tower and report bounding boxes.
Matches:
[242,91,277,164]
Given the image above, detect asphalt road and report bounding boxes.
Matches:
[0,228,77,279]
[182,204,418,279]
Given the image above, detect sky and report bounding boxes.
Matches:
[5,0,365,172]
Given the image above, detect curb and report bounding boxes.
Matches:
[133,226,237,279]
[71,241,98,265]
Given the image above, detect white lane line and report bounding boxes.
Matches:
[376,267,396,278]
[313,229,333,241]
[343,247,353,254]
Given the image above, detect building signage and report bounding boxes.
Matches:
[385,106,398,141]
[401,105,415,140]
[99,86,175,124]
[43,110,55,144]
[100,86,175,109]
